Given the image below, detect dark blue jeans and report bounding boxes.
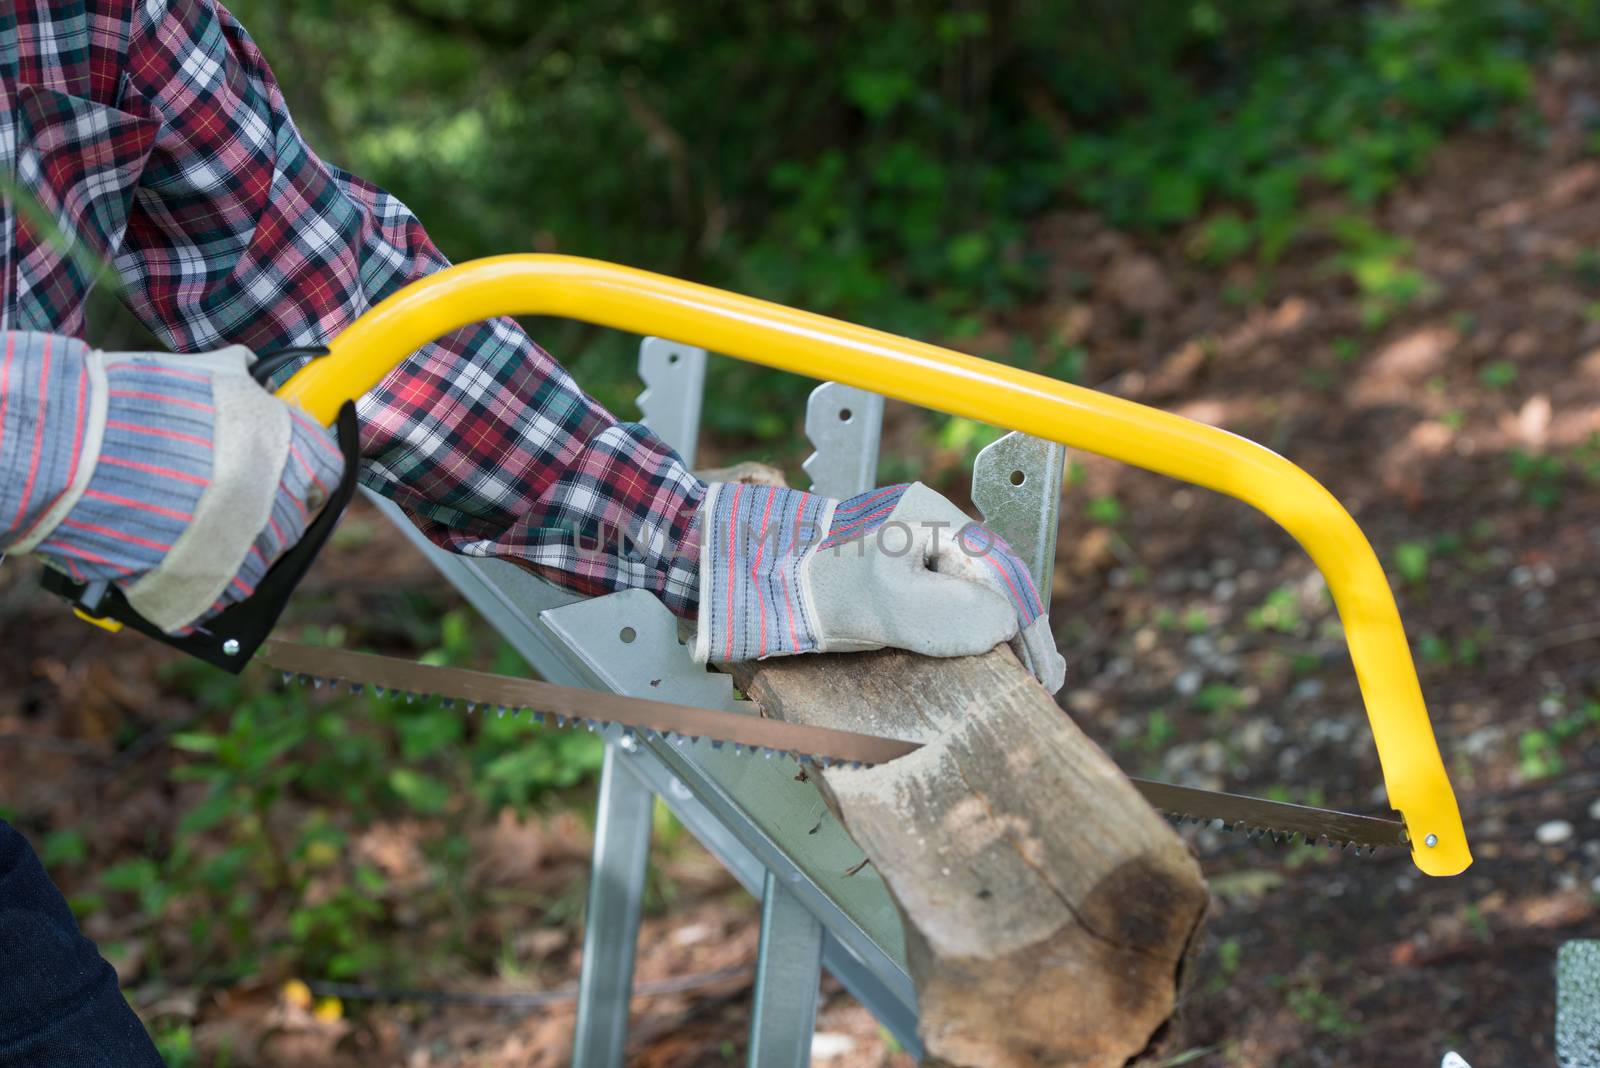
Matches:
[0,820,164,1066]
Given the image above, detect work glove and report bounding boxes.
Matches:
[692,481,1066,692]
[1,333,344,634]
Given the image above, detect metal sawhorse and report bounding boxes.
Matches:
[367,336,1064,1066]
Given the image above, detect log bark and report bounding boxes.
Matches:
[729,647,1208,1068]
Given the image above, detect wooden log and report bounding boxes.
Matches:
[729,647,1208,1068]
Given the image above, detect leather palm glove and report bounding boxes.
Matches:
[0,333,344,634]
[692,481,1066,693]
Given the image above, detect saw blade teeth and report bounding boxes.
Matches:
[710,739,724,750]
[442,698,454,710]
[531,711,546,724]
[349,681,364,695]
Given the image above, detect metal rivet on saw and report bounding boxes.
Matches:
[222,639,240,656]
[1424,834,1438,848]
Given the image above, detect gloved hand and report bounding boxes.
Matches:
[1,333,344,634]
[692,481,1065,692]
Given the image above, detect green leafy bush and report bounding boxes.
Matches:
[224,0,1592,448]
[83,612,604,981]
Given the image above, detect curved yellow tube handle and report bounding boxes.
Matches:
[282,254,1469,877]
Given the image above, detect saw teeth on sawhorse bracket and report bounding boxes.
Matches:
[360,336,1069,1067]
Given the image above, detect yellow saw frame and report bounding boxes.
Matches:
[273,253,1469,877]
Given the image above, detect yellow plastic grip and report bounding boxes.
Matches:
[281,254,1470,876]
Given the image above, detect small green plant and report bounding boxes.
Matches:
[1143,709,1176,751]
[1515,699,1600,781]
[1194,683,1248,716]
[1328,216,1432,328]
[150,1021,205,1068]
[1216,937,1244,976]
[1287,984,1358,1036]
[1330,337,1362,364]
[1085,495,1125,525]
[1508,448,1568,508]
[1246,586,1302,634]
[1394,541,1431,586]
[1519,728,1564,780]
[1479,360,1519,389]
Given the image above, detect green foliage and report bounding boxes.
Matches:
[218,0,1589,451]
[1507,435,1600,507]
[1394,540,1432,587]
[1193,682,1247,716]
[1216,936,1243,976]
[1061,0,1554,258]
[1142,709,1176,752]
[1479,360,1520,388]
[151,1021,203,1068]
[1085,495,1126,525]
[1518,699,1600,779]
[89,611,604,982]
[1327,216,1433,328]
[40,828,88,868]
[1417,631,1484,668]
[1287,983,1359,1036]
[1246,585,1303,634]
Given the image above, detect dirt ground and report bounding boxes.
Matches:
[5,55,1600,1068]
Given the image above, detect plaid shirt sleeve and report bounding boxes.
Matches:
[111,0,703,615]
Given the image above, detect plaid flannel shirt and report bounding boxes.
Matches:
[0,0,705,615]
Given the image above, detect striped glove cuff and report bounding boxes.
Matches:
[1,332,344,633]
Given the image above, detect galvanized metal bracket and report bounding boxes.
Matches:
[971,431,1066,592]
[802,382,883,498]
[636,337,707,467]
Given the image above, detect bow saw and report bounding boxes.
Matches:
[43,254,1471,877]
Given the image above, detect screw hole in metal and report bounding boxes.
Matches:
[667,351,680,365]
[1009,470,1026,486]
[838,407,853,422]
[619,626,637,644]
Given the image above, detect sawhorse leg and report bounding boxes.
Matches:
[572,740,655,1068]
[747,870,824,1068]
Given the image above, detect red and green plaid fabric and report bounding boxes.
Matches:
[0,0,704,615]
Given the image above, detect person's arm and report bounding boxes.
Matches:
[108,0,1063,689]
[115,0,702,616]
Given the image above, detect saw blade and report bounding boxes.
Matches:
[259,639,917,766]
[257,639,1407,852]
[1139,780,1406,852]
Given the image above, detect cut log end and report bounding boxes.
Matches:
[733,647,1208,1067]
